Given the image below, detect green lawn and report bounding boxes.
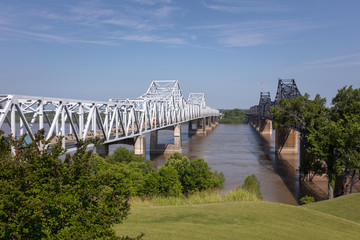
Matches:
[303,193,360,224]
[115,200,360,240]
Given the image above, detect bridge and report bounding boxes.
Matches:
[248,79,301,153]
[0,80,220,157]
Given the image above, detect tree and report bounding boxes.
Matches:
[271,86,360,199]
[0,130,130,239]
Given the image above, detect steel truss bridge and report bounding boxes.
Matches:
[0,80,220,151]
[250,78,301,118]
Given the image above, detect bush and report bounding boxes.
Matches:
[241,174,262,198]
[300,195,315,205]
[165,153,225,195]
[141,166,183,197]
[0,130,130,239]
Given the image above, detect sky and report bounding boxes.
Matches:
[0,0,359,109]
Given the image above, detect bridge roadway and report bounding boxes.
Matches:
[0,80,220,157]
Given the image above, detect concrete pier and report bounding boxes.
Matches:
[150,124,182,154]
[275,127,298,153]
[259,119,272,134]
[96,144,109,158]
[189,118,207,135]
[134,135,146,158]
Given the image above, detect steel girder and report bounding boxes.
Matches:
[0,81,220,150]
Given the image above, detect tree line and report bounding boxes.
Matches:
[219,108,248,124]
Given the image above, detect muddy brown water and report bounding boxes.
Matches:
[108,124,328,205]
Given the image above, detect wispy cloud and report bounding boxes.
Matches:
[131,0,172,5]
[190,20,321,47]
[299,54,360,68]
[102,18,150,30]
[203,0,290,13]
[152,6,179,17]
[117,34,186,45]
[0,27,114,45]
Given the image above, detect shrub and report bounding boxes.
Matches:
[166,154,225,195]
[241,174,262,198]
[300,195,315,205]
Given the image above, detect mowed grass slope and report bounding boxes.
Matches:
[115,201,360,240]
[303,193,360,224]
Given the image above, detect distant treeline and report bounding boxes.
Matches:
[219,109,248,124]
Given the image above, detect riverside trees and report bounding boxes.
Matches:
[271,86,360,199]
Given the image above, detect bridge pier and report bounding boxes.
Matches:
[96,144,109,158]
[150,124,182,155]
[259,119,272,134]
[96,135,146,158]
[134,136,146,158]
[188,118,207,135]
[206,117,212,131]
[275,127,298,153]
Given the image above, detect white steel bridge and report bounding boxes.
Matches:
[0,80,220,155]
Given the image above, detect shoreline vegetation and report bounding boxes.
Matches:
[219,108,249,124]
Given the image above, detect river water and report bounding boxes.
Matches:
[110,123,328,205]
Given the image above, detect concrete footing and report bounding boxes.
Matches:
[96,144,109,158]
[134,136,146,158]
[275,127,298,153]
[259,119,272,134]
[249,116,298,154]
[150,124,182,155]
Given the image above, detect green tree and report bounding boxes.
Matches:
[0,130,130,239]
[271,86,360,199]
[141,166,183,197]
[241,174,262,198]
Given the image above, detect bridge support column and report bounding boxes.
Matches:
[96,144,109,158]
[275,127,298,153]
[259,119,272,134]
[206,117,212,131]
[255,117,261,131]
[150,124,182,154]
[134,136,146,158]
[191,118,206,135]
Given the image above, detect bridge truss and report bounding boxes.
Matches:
[0,80,219,149]
[250,78,301,118]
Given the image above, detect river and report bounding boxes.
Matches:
[109,123,328,205]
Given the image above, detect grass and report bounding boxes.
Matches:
[129,187,259,207]
[303,193,360,224]
[115,201,360,240]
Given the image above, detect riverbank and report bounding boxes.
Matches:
[115,193,360,239]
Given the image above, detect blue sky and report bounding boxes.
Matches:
[0,0,359,108]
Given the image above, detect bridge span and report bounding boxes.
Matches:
[248,79,301,154]
[0,80,220,157]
